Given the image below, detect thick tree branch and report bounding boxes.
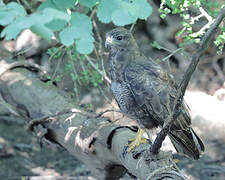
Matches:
[151,6,225,154]
[0,54,186,179]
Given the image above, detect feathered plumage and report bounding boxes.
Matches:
[105,27,204,159]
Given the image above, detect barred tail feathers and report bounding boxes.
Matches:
[169,128,204,160]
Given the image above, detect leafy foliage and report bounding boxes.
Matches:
[1,6,70,41]
[159,0,225,53]
[97,0,152,26]
[0,2,26,26]
[79,0,98,9]
[0,0,152,54]
[0,0,224,94]
[59,12,94,54]
[0,0,153,94]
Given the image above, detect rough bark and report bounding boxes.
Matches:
[0,49,186,180]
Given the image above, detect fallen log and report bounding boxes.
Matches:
[0,49,185,180]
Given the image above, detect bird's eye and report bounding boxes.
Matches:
[116,35,123,41]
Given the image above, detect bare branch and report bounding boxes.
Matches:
[160,48,182,62]
[129,23,136,32]
[151,6,225,154]
[84,55,111,84]
[51,49,66,80]
[93,20,108,83]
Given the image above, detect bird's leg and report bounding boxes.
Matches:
[127,128,149,152]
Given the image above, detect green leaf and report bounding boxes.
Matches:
[1,17,28,40]
[70,12,92,33]
[38,0,74,11]
[0,2,26,26]
[79,0,98,8]
[135,0,152,19]
[97,0,118,23]
[52,0,75,10]
[1,7,70,40]
[7,2,26,15]
[97,0,152,25]
[59,26,77,46]
[41,8,70,22]
[112,8,136,26]
[37,0,58,11]
[46,19,67,32]
[59,12,94,54]
[76,33,94,54]
[30,24,54,41]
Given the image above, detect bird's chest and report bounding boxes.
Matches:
[111,81,134,114]
[109,63,123,83]
[111,81,154,128]
[109,52,128,82]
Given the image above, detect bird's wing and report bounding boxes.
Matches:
[124,62,191,128]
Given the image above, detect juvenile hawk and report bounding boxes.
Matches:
[105,27,204,159]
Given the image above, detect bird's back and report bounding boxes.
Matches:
[106,27,204,159]
[124,60,204,159]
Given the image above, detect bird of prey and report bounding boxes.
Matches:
[105,27,204,160]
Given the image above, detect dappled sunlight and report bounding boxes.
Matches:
[75,129,92,152]
[0,60,26,85]
[24,79,32,86]
[64,113,76,124]
[6,72,26,86]
[185,90,225,123]
[31,166,60,177]
[64,127,77,143]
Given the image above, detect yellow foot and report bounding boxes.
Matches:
[127,128,149,152]
[173,159,180,164]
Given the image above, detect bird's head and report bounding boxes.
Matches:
[105,27,136,52]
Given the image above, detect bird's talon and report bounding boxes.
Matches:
[127,137,149,153]
[173,158,180,164]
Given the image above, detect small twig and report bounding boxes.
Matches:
[48,45,64,63]
[93,20,108,82]
[160,48,182,62]
[151,6,225,154]
[68,49,82,85]
[90,6,97,19]
[51,49,66,80]
[191,7,214,37]
[77,54,86,72]
[14,46,34,57]
[199,7,213,22]
[84,55,111,84]
[67,49,81,100]
[160,48,182,75]
[94,46,100,60]
[95,109,122,118]
[129,23,136,32]
[190,14,204,24]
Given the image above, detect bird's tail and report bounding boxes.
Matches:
[168,128,204,160]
